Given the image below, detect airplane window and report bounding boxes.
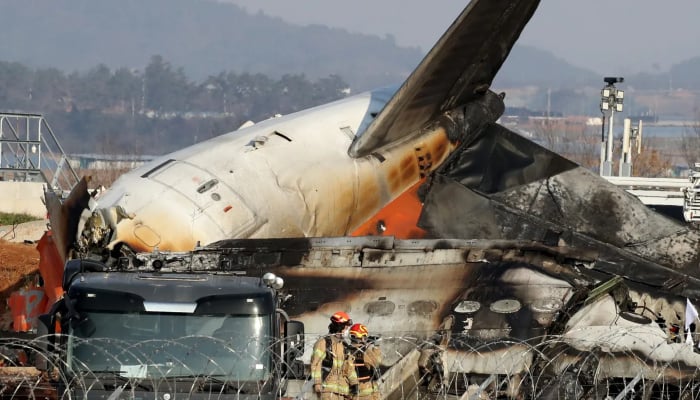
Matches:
[140,159,176,178]
[489,299,521,314]
[407,300,438,316]
[273,131,292,142]
[454,300,481,314]
[365,300,395,316]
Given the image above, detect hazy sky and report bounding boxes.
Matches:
[221,0,700,75]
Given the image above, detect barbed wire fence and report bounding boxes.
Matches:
[1,331,700,399]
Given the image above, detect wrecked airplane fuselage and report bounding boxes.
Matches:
[46,0,539,265]
[128,237,700,398]
[39,0,700,396]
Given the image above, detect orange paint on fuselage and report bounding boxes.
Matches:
[350,179,427,239]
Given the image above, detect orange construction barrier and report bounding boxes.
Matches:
[7,230,65,332]
[8,288,47,332]
[36,230,65,314]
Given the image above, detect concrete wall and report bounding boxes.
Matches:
[0,181,46,218]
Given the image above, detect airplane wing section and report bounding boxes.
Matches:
[348,0,540,158]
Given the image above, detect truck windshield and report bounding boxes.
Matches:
[67,312,273,382]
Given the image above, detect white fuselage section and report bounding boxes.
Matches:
[90,87,456,252]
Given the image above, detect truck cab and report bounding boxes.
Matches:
[40,258,304,400]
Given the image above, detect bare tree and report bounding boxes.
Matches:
[530,118,675,177]
[681,110,700,169]
[633,144,673,177]
[529,119,600,170]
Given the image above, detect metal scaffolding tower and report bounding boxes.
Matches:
[0,112,79,193]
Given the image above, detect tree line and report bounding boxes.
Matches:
[0,56,349,154]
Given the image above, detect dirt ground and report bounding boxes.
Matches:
[0,240,40,330]
[0,240,40,292]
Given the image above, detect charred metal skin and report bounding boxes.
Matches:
[418,122,700,272]
[127,237,700,398]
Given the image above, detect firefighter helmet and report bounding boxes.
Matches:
[349,323,369,341]
[330,311,352,326]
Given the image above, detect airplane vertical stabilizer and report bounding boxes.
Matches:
[348,0,540,158]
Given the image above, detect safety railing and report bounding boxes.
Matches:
[0,112,79,193]
[683,164,700,223]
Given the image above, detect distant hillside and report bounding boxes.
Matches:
[495,45,600,89]
[8,0,698,93]
[0,0,421,91]
[1,0,617,93]
[626,57,700,90]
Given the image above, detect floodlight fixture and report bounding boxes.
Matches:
[599,76,625,177]
[604,76,624,84]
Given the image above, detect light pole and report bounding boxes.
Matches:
[599,77,624,176]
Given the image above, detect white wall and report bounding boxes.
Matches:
[0,181,46,218]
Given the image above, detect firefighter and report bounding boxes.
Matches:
[347,323,382,400]
[310,311,358,399]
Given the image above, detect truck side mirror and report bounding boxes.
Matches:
[285,320,304,353]
[288,359,305,379]
[284,320,305,378]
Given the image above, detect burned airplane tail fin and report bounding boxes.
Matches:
[45,176,91,264]
[348,0,540,158]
